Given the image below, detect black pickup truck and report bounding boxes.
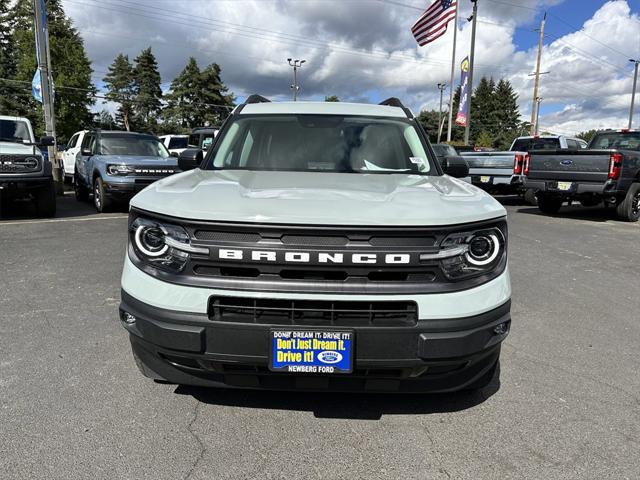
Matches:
[524,130,640,221]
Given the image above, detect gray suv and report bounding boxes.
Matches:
[119,96,511,393]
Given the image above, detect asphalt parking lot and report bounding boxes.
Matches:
[1,194,639,480]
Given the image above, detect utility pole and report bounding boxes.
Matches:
[437,82,447,143]
[446,0,459,142]
[629,59,639,129]
[464,0,478,146]
[530,12,547,136]
[33,0,61,193]
[535,97,542,136]
[287,58,305,101]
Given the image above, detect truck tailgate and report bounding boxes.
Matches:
[461,152,515,169]
[527,149,611,182]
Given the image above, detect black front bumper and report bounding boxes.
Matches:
[0,175,52,192]
[119,291,510,392]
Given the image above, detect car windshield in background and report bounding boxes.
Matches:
[590,132,640,151]
[168,137,188,149]
[0,119,30,143]
[432,144,458,156]
[511,138,561,151]
[98,135,170,157]
[210,115,433,174]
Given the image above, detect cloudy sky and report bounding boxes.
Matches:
[61,0,640,135]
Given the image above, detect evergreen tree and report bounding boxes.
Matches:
[475,130,494,148]
[0,0,21,115]
[577,129,599,143]
[417,110,440,142]
[163,58,235,129]
[324,95,340,102]
[492,79,521,149]
[199,62,235,126]
[10,0,96,140]
[133,47,162,131]
[95,109,115,129]
[103,54,135,131]
[470,77,497,143]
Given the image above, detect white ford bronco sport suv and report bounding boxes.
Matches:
[120,96,511,393]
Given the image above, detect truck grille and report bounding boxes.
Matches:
[0,154,40,173]
[129,211,508,295]
[208,297,417,327]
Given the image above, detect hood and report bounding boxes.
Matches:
[131,170,506,226]
[96,155,178,166]
[0,141,41,156]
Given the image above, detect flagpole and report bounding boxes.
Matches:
[446,0,459,142]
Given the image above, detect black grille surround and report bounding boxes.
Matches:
[0,154,41,174]
[209,297,418,327]
[128,208,508,295]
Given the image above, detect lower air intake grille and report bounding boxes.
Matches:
[208,297,418,327]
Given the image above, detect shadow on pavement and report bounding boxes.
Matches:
[0,191,127,220]
[175,374,500,420]
[515,204,618,223]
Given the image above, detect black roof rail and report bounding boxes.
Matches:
[245,94,271,105]
[379,97,413,118]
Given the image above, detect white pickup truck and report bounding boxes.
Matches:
[461,135,587,195]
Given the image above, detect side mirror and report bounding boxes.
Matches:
[39,136,55,147]
[442,157,469,178]
[178,148,203,171]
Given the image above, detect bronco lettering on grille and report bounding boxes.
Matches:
[215,248,411,265]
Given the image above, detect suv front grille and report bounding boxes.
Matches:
[208,297,418,327]
[0,154,40,173]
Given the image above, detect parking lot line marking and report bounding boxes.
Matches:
[0,215,127,226]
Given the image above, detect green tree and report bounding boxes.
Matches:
[163,58,235,130]
[577,129,599,143]
[10,0,96,141]
[103,53,135,131]
[416,110,440,142]
[0,0,21,114]
[475,130,494,148]
[324,95,340,102]
[492,79,522,149]
[133,47,162,131]
[470,76,497,144]
[94,109,115,129]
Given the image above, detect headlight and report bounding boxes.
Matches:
[107,164,136,176]
[130,217,209,273]
[420,226,506,280]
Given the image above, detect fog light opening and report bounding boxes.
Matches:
[493,321,510,335]
[121,311,137,325]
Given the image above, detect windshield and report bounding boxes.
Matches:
[590,132,640,151]
[0,119,31,143]
[97,135,170,157]
[511,138,560,151]
[432,144,457,156]
[168,137,188,149]
[209,115,433,174]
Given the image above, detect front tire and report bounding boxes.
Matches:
[35,181,56,218]
[537,194,563,215]
[93,177,112,213]
[616,183,640,222]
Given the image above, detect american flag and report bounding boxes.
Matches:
[411,0,457,46]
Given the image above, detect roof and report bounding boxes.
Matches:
[0,115,30,122]
[239,101,410,118]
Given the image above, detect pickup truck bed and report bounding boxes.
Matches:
[461,151,526,194]
[525,145,640,221]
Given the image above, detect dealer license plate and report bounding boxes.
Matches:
[557,181,572,191]
[480,176,491,184]
[269,330,354,374]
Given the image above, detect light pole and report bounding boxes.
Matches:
[629,59,639,129]
[535,97,543,136]
[287,58,306,101]
[464,0,478,145]
[437,82,447,143]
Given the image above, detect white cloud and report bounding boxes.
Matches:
[62,0,640,135]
